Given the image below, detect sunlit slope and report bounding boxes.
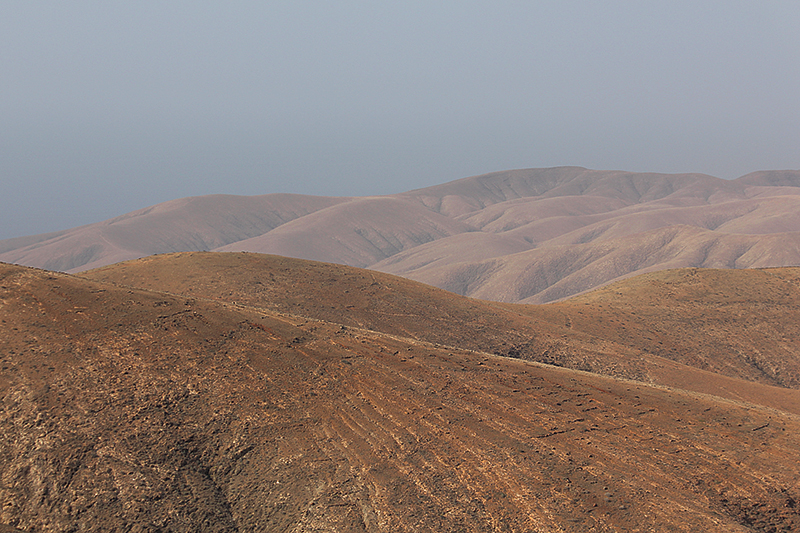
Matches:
[3,261,800,531]
[530,267,800,389]
[83,252,800,414]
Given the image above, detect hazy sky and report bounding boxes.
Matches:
[2,2,799,240]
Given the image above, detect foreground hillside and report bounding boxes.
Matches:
[3,167,800,303]
[3,258,800,531]
[84,252,800,413]
[532,267,800,390]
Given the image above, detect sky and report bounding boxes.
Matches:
[2,1,800,240]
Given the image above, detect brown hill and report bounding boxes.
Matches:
[3,167,800,303]
[3,259,800,532]
[516,267,800,389]
[82,252,800,414]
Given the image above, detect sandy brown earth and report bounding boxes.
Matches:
[528,267,800,390]
[3,167,800,304]
[3,255,800,531]
[83,252,800,414]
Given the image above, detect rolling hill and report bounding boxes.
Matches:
[82,252,800,402]
[0,194,347,272]
[3,254,800,531]
[2,167,800,303]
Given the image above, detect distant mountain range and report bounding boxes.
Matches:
[3,166,800,302]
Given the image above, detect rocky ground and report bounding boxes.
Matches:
[2,257,800,531]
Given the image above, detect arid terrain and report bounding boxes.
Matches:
[83,253,800,413]
[2,252,800,531]
[3,167,800,303]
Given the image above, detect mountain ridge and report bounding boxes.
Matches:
[3,166,800,302]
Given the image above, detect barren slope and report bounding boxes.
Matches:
[0,194,347,272]
[530,267,800,389]
[379,225,800,304]
[83,252,800,414]
[4,167,800,303]
[215,196,471,267]
[398,167,731,216]
[3,261,800,532]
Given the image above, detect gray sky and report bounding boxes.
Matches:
[2,1,799,240]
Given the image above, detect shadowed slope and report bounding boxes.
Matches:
[82,252,800,414]
[738,169,800,187]
[3,261,800,532]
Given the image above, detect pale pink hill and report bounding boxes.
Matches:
[539,194,800,246]
[737,169,800,187]
[216,196,471,267]
[374,225,800,303]
[2,166,800,302]
[399,167,728,216]
[0,194,346,272]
